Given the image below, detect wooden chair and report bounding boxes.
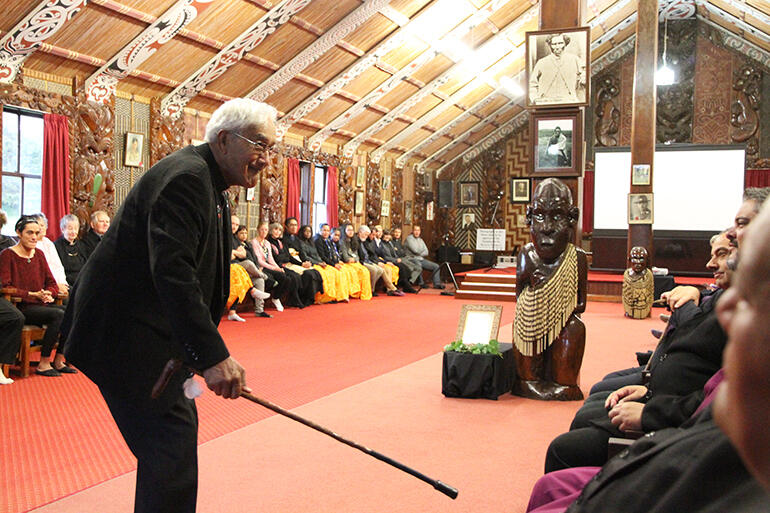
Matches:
[1,287,64,378]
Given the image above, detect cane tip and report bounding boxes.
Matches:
[435,480,459,499]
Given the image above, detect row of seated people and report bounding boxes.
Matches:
[525,186,770,512]
[226,216,445,321]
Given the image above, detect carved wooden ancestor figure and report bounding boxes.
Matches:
[513,178,587,401]
[622,246,654,319]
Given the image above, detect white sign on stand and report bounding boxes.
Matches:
[475,229,506,251]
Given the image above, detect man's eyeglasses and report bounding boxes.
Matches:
[232,132,276,154]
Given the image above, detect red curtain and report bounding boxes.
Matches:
[286,158,301,220]
[326,165,338,228]
[42,113,70,239]
[581,168,595,234]
[745,168,770,188]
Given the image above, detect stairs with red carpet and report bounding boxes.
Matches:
[455,269,516,302]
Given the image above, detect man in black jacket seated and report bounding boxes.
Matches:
[525,197,770,513]
[63,98,271,513]
[373,226,417,293]
[80,210,110,259]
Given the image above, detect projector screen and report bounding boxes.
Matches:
[594,146,745,232]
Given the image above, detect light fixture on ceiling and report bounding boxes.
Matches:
[499,76,524,98]
[656,14,675,86]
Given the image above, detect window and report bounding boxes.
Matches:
[2,108,44,235]
[299,161,312,227]
[313,165,327,230]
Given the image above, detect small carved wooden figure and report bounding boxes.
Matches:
[513,178,587,401]
[622,246,654,319]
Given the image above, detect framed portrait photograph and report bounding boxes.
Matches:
[404,200,412,224]
[526,26,590,108]
[632,164,651,186]
[380,199,390,217]
[510,178,530,203]
[354,190,365,216]
[356,166,365,188]
[461,212,475,229]
[529,108,583,176]
[124,132,144,167]
[628,193,654,224]
[459,181,480,207]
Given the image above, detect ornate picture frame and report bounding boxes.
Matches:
[124,132,144,167]
[529,108,583,177]
[455,304,504,345]
[525,26,590,108]
[459,181,480,207]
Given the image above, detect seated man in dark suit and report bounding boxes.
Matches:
[357,225,401,296]
[525,197,770,513]
[390,227,422,286]
[80,210,110,259]
[378,229,417,293]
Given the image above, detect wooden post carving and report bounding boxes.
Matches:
[337,165,354,224]
[149,97,185,167]
[390,165,403,228]
[366,160,381,226]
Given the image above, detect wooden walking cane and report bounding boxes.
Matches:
[153,359,459,500]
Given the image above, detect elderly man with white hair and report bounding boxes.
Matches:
[64,98,276,513]
[356,224,401,296]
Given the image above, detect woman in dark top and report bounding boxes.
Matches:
[0,216,72,376]
[53,214,87,286]
[266,223,317,307]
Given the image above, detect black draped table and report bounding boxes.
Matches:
[441,343,514,400]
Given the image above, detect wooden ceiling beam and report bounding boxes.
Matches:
[161,0,314,118]
[246,0,392,102]
[308,0,523,153]
[274,0,443,140]
[85,0,214,104]
[0,0,87,83]
[339,5,538,159]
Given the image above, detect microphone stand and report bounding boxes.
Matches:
[482,193,504,273]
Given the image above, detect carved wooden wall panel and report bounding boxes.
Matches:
[0,79,116,236]
[594,74,621,147]
[452,164,484,251]
[657,19,696,144]
[337,165,355,225]
[504,129,531,253]
[149,97,185,167]
[692,35,732,144]
[260,155,284,224]
[366,160,381,226]
[390,165,403,228]
[731,62,762,164]
[619,56,634,146]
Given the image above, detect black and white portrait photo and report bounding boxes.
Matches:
[526,27,589,107]
[628,193,654,224]
[535,119,573,170]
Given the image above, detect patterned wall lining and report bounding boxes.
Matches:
[504,129,531,253]
[21,76,70,96]
[114,97,150,207]
[453,162,484,250]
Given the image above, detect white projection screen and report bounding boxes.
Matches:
[593,146,745,232]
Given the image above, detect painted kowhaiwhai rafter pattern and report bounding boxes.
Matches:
[309,0,523,153]
[0,0,87,83]
[86,0,214,104]
[161,0,312,118]
[341,9,536,159]
[246,0,392,103]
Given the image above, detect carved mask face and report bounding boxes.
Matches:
[529,182,574,263]
[629,247,648,273]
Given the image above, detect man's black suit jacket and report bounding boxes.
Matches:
[64,144,231,412]
[363,239,385,264]
[80,229,102,260]
[313,235,339,266]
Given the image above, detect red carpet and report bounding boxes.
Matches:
[25,301,661,513]
[1,291,499,513]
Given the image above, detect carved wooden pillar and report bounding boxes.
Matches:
[260,154,284,223]
[391,165,403,228]
[149,97,185,167]
[731,64,761,166]
[366,161,381,226]
[337,165,355,224]
[656,19,696,144]
[594,74,621,147]
[628,0,658,257]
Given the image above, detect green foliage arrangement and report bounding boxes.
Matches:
[444,339,502,356]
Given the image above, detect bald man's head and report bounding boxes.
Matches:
[714,197,770,491]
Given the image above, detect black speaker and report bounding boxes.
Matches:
[437,245,460,263]
[438,181,453,208]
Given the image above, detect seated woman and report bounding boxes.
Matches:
[298,225,347,303]
[233,225,271,317]
[337,223,372,300]
[266,223,317,307]
[251,221,293,311]
[226,263,271,321]
[54,214,86,287]
[0,216,70,376]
